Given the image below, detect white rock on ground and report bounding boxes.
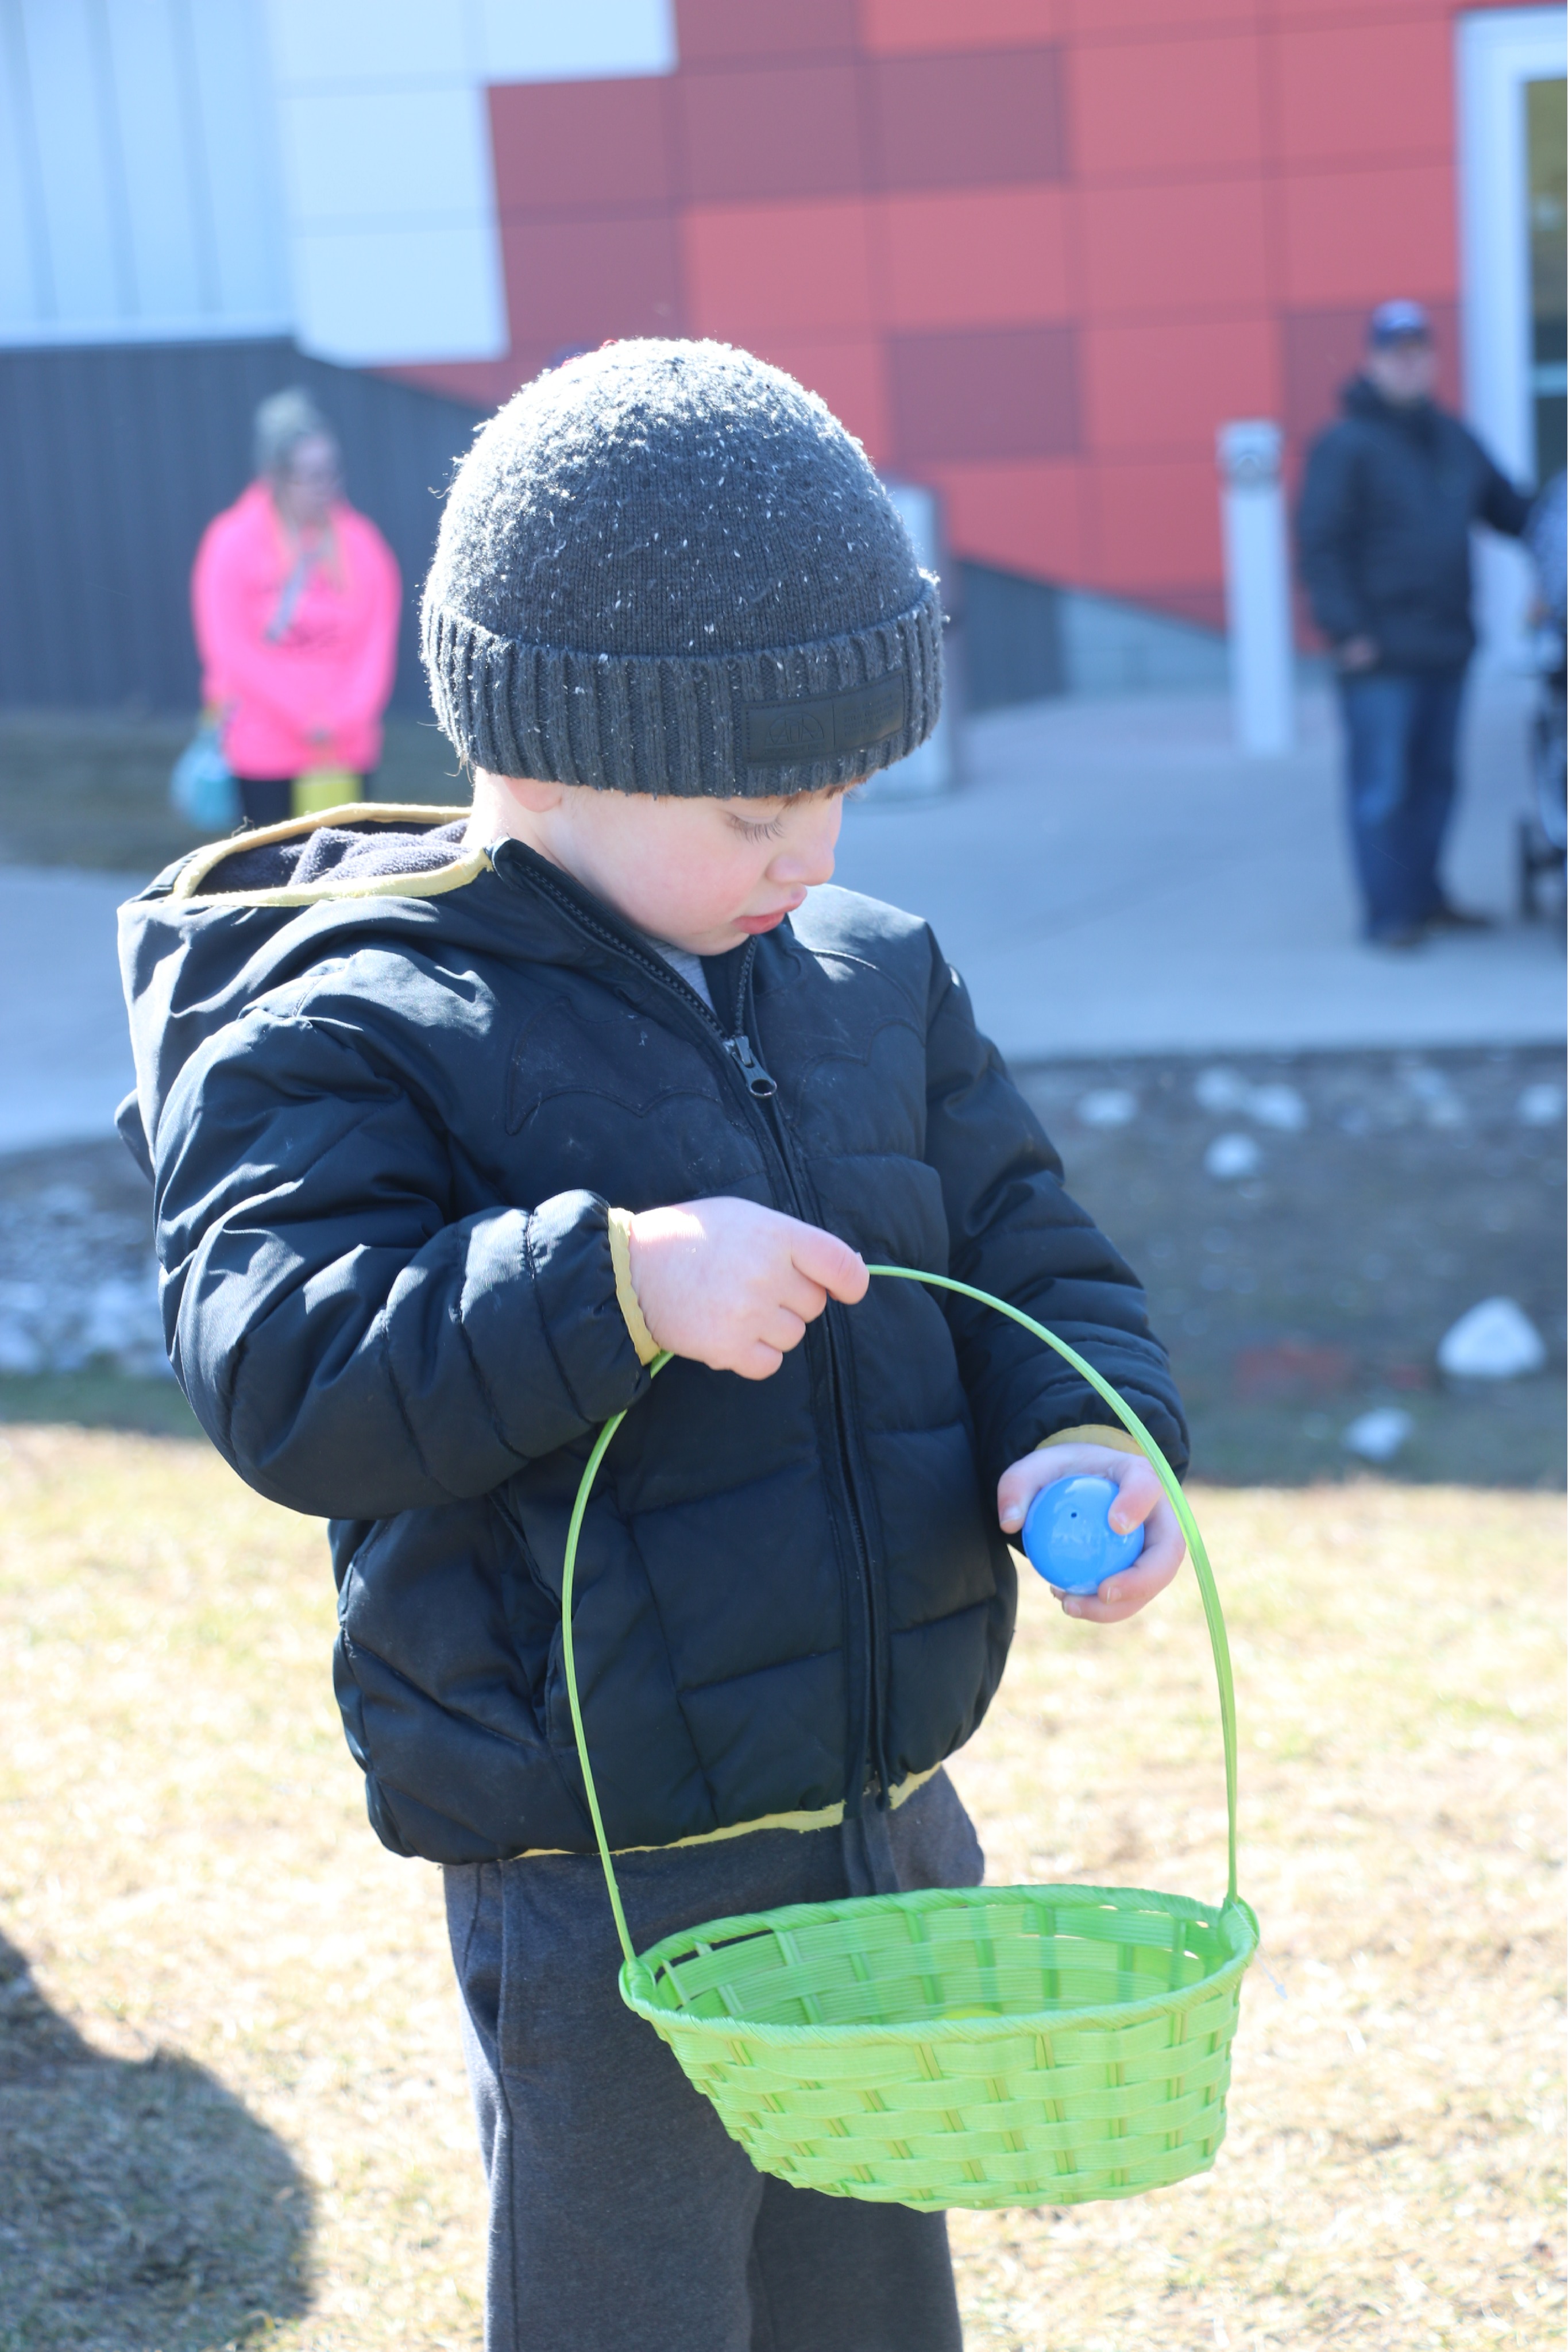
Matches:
[1204,1132,1264,1181]
[1436,1296,1548,1381]
[1342,1407,1415,1463]
[1517,1081,1566,1126]
[1076,1088,1138,1128]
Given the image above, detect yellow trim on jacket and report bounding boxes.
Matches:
[170,803,489,911]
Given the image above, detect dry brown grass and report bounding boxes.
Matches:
[0,1427,1561,2351]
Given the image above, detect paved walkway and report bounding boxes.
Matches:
[835,673,1565,1065]
[1,675,1561,1155]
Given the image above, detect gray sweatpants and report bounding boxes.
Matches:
[444,1770,984,2352]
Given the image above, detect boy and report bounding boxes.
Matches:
[120,342,1187,2352]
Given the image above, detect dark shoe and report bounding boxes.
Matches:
[1366,924,1425,949]
[1426,899,1495,931]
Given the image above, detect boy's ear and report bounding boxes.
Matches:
[474,768,566,816]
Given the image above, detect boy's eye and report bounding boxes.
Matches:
[730,813,787,842]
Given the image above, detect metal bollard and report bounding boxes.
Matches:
[1216,421,1295,756]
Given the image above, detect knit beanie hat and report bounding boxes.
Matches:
[421,339,941,797]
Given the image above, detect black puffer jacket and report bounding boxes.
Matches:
[1296,377,1531,671]
[119,812,1185,1865]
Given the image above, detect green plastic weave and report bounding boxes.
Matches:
[560,1266,1258,2210]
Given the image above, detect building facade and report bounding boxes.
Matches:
[1,0,1562,712]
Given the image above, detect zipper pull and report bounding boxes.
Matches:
[725,1033,778,1098]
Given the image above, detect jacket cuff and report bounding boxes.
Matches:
[1036,1422,1143,1457]
[607,1206,662,1366]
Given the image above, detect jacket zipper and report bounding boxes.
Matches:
[508,852,885,1816]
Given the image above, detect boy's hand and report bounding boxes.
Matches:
[996,1443,1185,1624]
[628,1198,868,1380]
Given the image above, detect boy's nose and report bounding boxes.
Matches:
[772,804,842,886]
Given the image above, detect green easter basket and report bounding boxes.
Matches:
[561,1266,1258,2211]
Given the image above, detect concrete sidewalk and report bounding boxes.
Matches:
[0,675,1561,1156]
[835,673,1565,1065]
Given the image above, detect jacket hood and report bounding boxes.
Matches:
[117,805,489,1181]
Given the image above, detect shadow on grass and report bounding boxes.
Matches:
[0,1932,311,2350]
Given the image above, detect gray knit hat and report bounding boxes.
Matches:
[421,339,941,797]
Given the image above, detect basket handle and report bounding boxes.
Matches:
[559,1265,1242,1972]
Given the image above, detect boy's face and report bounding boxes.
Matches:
[470,773,848,957]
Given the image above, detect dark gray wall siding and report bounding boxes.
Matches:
[0,339,482,716]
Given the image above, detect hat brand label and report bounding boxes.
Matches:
[743,674,906,763]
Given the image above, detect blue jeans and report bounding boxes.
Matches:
[1338,669,1467,938]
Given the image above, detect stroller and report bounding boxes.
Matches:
[1519,471,1566,921]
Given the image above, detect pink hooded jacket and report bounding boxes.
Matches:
[192,480,401,779]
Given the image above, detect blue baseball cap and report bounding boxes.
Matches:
[1368,299,1432,346]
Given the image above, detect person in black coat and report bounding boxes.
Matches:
[1296,300,1532,947]
[120,342,1188,2352]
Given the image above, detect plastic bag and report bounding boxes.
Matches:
[170,725,241,832]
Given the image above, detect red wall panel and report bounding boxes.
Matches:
[1070,32,1266,179]
[675,0,858,61]
[877,187,1074,329]
[1279,162,1457,305]
[1091,457,1223,586]
[1083,316,1279,454]
[683,199,876,338]
[926,458,1086,578]
[466,0,1473,632]
[489,79,674,213]
[1079,179,1272,315]
[1273,19,1453,166]
[866,49,1069,189]
[889,325,1080,464]
[675,63,865,202]
[499,218,683,352]
[855,0,1063,52]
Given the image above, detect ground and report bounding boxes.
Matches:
[0,712,464,876]
[0,1434,1561,2350]
[5,1042,1562,1489]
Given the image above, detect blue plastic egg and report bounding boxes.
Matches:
[1021,1474,1145,1594]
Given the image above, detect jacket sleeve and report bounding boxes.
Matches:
[1473,441,1533,539]
[920,938,1188,1488]
[155,1006,648,1519]
[1295,428,1369,647]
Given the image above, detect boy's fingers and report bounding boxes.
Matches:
[1060,1550,1180,1623]
[1104,1457,1164,1534]
[759,1308,808,1357]
[1057,1504,1185,1623]
[789,1226,868,1304]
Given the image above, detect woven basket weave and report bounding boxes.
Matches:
[561,1266,1258,2211]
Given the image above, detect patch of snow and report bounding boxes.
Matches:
[1341,1407,1414,1463]
[1204,1132,1264,1180]
[1436,1297,1547,1381]
[1517,1081,1565,1126]
[1076,1087,1138,1128]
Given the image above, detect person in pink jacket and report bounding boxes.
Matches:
[192,388,401,827]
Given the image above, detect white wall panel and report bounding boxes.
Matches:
[291,222,507,362]
[103,0,206,319]
[0,0,675,360]
[0,0,290,343]
[477,0,675,83]
[186,0,292,325]
[16,0,124,322]
[266,0,472,88]
[281,86,494,225]
[0,14,47,323]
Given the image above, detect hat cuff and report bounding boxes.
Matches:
[422,576,943,797]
